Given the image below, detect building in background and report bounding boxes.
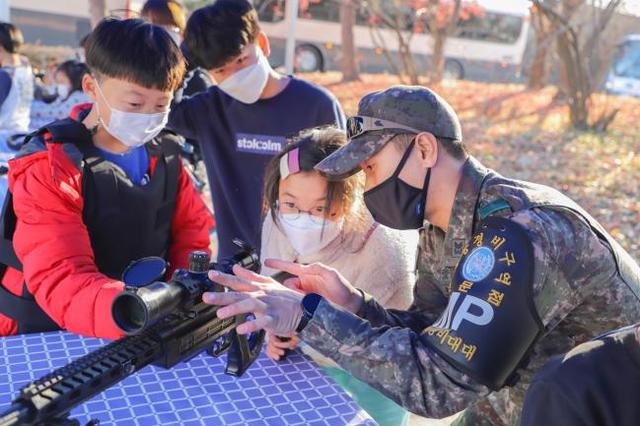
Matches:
[0,1,8,22]
[6,0,144,47]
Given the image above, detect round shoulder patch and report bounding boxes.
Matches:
[462,246,495,282]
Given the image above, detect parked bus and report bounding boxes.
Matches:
[255,0,531,82]
[605,34,640,97]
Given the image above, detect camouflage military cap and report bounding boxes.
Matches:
[316,85,462,180]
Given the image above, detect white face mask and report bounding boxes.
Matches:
[56,84,70,99]
[94,79,169,148]
[218,46,270,104]
[278,213,343,257]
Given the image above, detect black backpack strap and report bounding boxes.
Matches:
[0,192,21,271]
[0,241,20,271]
[12,120,88,173]
[39,117,92,145]
[40,118,92,166]
[0,283,59,331]
[149,132,181,203]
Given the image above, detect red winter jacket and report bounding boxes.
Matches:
[0,112,214,339]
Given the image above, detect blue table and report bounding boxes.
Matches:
[0,332,376,425]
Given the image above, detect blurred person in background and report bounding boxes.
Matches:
[0,23,33,139]
[142,0,214,229]
[32,58,59,103]
[0,22,33,203]
[169,0,345,261]
[30,60,90,129]
[260,126,417,426]
[32,70,58,104]
[141,0,212,96]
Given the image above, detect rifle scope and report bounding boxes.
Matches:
[112,243,259,334]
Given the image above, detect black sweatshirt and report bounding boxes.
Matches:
[521,324,640,426]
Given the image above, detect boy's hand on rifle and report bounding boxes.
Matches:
[203,264,304,335]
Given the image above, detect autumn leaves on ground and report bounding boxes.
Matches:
[308,72,640,260]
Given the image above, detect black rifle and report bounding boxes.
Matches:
[0,240,264,426]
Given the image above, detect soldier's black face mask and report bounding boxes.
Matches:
[364,140,431,230]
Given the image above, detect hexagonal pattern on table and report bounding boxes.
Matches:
[0,332,376,425]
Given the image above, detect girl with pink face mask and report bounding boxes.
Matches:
[260,126,417,426]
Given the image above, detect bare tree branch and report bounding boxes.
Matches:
[533,0,622,130]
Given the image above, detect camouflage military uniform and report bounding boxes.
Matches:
[299,155,640,425]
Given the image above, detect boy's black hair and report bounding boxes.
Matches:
[85,18,185,91]
[183,0,261,70]
[79,33,90,49]
[0,22,24,54]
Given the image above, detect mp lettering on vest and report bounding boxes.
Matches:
[236,133,285,155]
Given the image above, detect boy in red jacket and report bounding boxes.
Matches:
[0,18,213,339]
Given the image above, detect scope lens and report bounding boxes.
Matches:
[112,293,148,334]
[111,281,183,334]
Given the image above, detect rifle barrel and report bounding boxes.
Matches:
[0,331,162,426]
